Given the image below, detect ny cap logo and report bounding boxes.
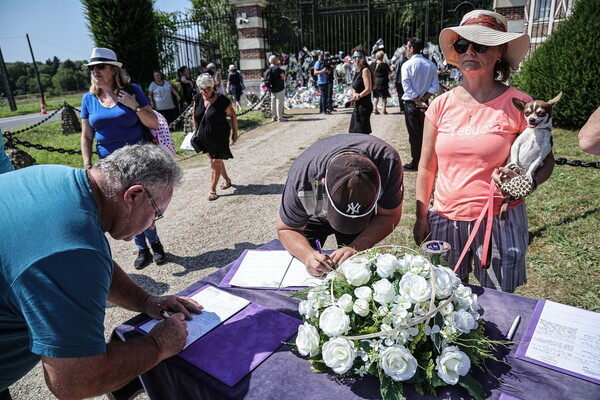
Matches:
[346,203,362,215]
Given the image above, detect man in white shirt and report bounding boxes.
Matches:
[401,38,439,170]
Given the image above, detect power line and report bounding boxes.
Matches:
[29,36,88,58]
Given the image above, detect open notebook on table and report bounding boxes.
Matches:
[219,249,325,290]
[135,285,302,386]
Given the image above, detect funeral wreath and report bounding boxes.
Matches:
[293,246,501,400]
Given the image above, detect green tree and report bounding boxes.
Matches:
[53,61,89,93]
[82,0,160,89]
[512,0,600,128]
[190,0,239,69]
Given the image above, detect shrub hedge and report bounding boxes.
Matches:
[511,0,600,128]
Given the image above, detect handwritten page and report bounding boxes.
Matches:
[138,286,250,349]
[228,250,324,288]
[518,300,600,384]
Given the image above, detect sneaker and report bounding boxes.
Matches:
[151,241,167,265]
[271,117,277,122]
[324,110,332,115]
[279,118,288,122]
[134,248,152,270]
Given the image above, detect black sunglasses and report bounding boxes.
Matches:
[88,63,107,71]
[453,39,488,54]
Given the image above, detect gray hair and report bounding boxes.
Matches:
[95,144,183,200]
[268,55,278,64]
[196,73,214,89]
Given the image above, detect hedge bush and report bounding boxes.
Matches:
[511,0,600,128]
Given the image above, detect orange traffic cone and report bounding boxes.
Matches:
[40,101,47,115]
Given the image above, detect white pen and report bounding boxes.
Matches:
[160,309,170,320]
[506,315,521,341]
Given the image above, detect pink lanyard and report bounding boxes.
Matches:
[453,179,497,272]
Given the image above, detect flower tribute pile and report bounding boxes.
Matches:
[294,247,495,399]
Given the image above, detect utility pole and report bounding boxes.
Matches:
[26,33,46,107]
[0,46,17,111]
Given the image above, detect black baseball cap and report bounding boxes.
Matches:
[325,153,381,234]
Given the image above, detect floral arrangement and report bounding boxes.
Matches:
[294,246,499,400]
[245,91,259,106]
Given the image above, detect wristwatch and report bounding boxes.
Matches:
[134,106,142,112]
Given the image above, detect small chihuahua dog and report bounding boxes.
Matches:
[506,92,562,180]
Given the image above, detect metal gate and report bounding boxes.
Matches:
[266,0,493,57]
[158,12,239,78]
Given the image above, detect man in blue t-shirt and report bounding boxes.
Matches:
[0,131,14,174]
[313,51,331,115]
[0,144,202,399]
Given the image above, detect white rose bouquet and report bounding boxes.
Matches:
[293,246,502,400]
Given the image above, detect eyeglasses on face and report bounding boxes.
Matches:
[453,39,489,54]
[88,63,107,71]
[351,55,365,59]
[200,87,214,92]
[145,189,164,221]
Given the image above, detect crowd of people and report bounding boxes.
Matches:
[3,8,600,400]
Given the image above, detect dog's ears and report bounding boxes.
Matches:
[512,97,527,112]
[547,92,562,106]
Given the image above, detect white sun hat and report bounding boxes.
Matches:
[86,48,123,68]
[439,10,530,68]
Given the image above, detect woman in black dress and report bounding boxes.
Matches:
[348,45,373,134]
[193,74,239,200]
[372,50,391,114]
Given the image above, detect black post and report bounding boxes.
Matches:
[425,0,430,43]
[367,0,371,52]
[25,34,45,107]
[0,47,17,111]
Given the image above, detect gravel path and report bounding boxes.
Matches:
[10,107,412,399]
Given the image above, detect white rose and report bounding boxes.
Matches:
[376,253,400,278]
[431,266,460,299]
[354,286,372,301]
[319,306,351,337]
[399,273,432,303]
[337,293,354,312]
[296,323,321,357]
[399,254,430,276]
[339,256,372,286]
[435,345,471,385]
[373,279,396,304]
[379,345,418,381]
[322,337,357,374]
[448,309,478,334]
[353,298,370,317]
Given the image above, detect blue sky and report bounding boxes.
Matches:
[0,0,192,63]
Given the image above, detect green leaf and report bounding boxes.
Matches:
[458,374,487,400]
[379,371,405,400]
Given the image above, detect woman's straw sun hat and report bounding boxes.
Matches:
[439,10,530,68]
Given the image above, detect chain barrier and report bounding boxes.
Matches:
[3,106,64,136]
[555,158,600,169]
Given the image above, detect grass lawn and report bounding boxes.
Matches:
[4,118,599,311]
[0,93,84,118]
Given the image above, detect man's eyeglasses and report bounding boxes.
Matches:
[453,39,489,54]
[87,63,107,71]
[145,189,164,221]
[351,55,365,59]
[200,87,214,92]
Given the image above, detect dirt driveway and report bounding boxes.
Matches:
[11,106,414,399]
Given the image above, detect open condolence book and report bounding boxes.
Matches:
[135,285,302,386]
[219,249,325,290]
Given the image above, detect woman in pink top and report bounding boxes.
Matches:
[413,10,555,292]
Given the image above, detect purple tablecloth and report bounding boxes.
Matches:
[112,240,600,400]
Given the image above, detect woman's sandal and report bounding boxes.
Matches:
[220,180,232,190]
[208,191,219,201]
[373,110,380,115]
[383,110,388,114]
